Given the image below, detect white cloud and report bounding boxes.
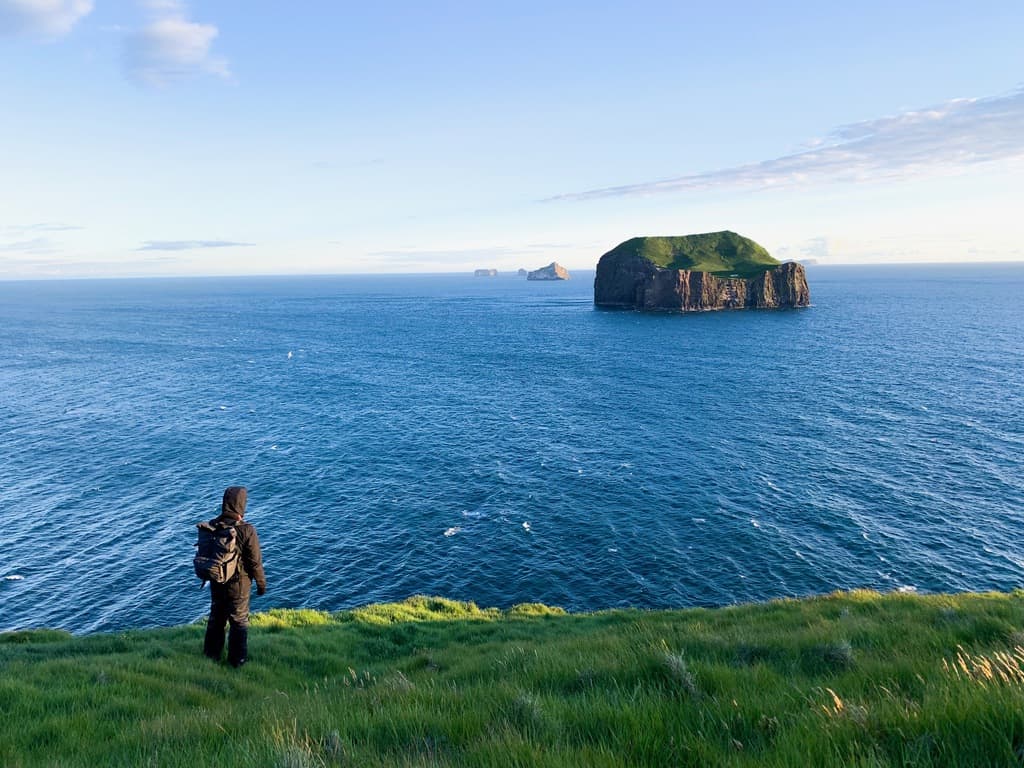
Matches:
[0,254,187,279]
[367,243,581,267]
[139,0,182,10]
[124,1,229,86]
[775,236,830,263]
[370,246,519,262]
[551,88,1024,201]
[2,221,83,234]
[0,223,84,256]
[0,237,59,254]
[137,240,253,251]
[0,0,92,39]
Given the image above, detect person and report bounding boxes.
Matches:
[203,485,266,667]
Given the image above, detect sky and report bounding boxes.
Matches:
[1,1,1022,278]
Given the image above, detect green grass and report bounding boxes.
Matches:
[3,591,1024,766]
[609,231,781,278]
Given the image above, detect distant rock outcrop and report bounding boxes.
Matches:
[517,268,528,276]
[474,268,498,277]
[527,262,571,281]
[594,231,810,311]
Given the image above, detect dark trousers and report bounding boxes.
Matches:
[203,578,250,665]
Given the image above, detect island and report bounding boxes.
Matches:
[474,268,498,277]
[527,262,571,281]
[517,268,528,276]
[593,231,810,311]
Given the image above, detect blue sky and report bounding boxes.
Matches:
[1,1,1022,278]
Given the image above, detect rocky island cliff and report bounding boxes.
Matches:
[527,262,570,281]
[594,231,810,311]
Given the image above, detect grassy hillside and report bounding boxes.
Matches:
[3,591,1024,766]
[608,231,781,278]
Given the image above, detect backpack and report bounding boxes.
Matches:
[193,520,241,585]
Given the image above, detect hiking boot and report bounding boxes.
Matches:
[227,625,248,667]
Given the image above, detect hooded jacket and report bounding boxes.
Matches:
[211,486,266,592]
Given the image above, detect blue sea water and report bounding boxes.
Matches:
[1,265,1023,634]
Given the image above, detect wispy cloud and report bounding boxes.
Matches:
[0,237,59,254]
[137,239,253,251]
[550,88,1024,201]
[0,253,185,278]
[367,243,580,267]
[367,246,522,266]
[775,236,830,263]
[123,0,229,86]
[312,158,386,170]
[0,222,83,257]
[0,0,92,39]
[2,222,83,234]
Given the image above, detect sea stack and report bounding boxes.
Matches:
[594,231,810,311]
[527,262,571,281]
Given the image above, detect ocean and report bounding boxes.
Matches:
[1,265,1023,634]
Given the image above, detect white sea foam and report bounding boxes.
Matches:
[751,519,761,528]
[444,527,461,537]
[4,575,24,581]
[692,518,706,523]
[896,585,917,593]
[607,547,618,553]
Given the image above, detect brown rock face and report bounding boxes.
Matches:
[594,253,810,311]
[527,262,571,281]
[747,262,811,309]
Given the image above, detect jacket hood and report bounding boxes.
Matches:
[221,486,248,520]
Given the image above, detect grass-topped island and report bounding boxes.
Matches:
[594,231,811,311]
[3,591,1024,766]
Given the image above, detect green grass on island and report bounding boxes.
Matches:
[609,231,782,279]
[4,591,1024,767]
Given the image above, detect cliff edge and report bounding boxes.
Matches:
[594,231,810,311]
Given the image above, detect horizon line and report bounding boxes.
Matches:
[2,260,1024,284]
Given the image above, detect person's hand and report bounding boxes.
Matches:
[257,584,266,596]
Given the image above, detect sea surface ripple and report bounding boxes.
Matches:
[1,265,1023,633]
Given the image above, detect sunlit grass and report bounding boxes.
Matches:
[3,590,1024,766]
[619,231,781,278]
